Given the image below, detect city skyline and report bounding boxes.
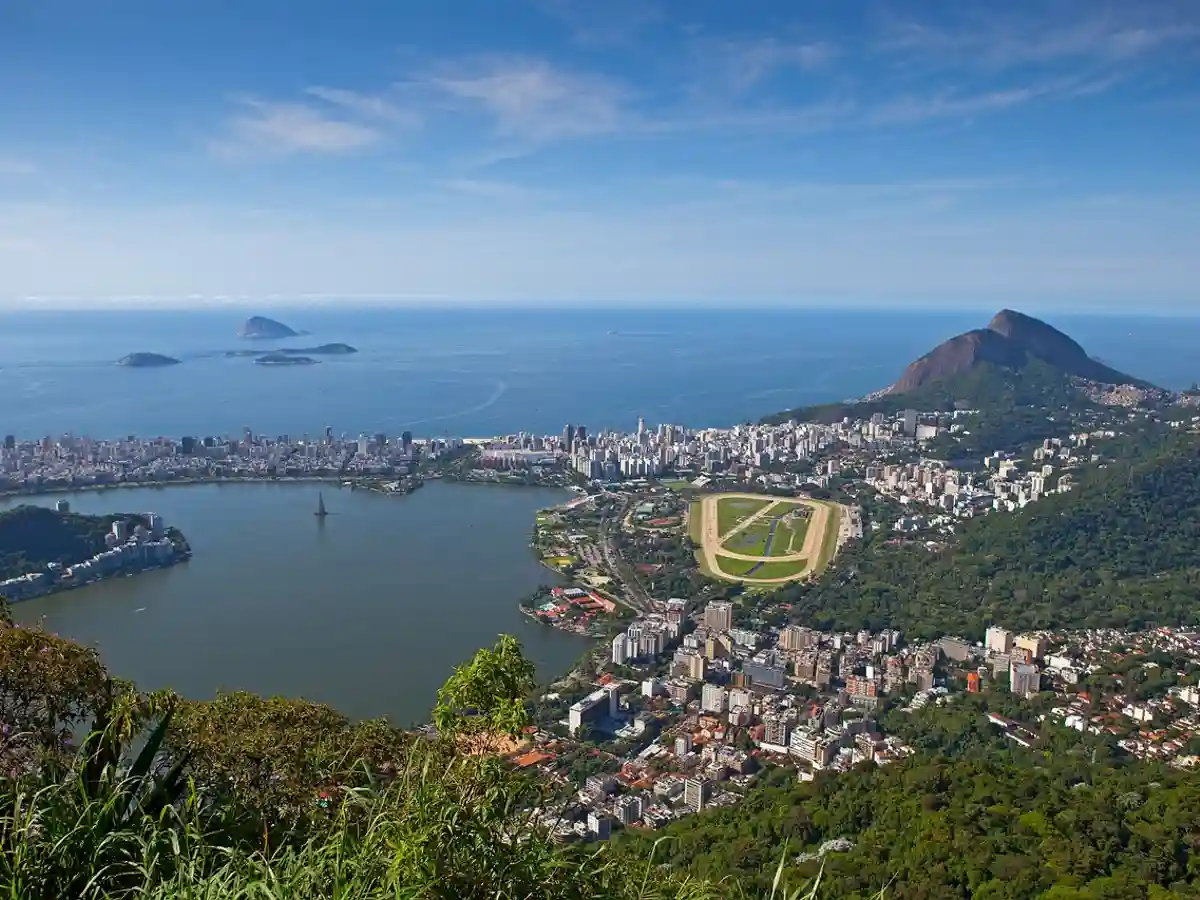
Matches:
[3,1,1200,310]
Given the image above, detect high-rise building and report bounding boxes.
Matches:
[587,812,611,841]
[674,734,692,756]
[683,776,713,812]
[778,625,813,651]
[700,683,727,715]
[562,424,573,452]
[763,715,791,747]
[615,795,643,826]
[985,626,1013,655]
[665,598,687,625]
[1015,634,1047,660]
[704,601,733,632]
[612,634,631,666]
[1010,662,1040,697]
[568,686,618,735]
[728,687,753,714]
[3,435,14,451]
[637,416,646,438]
[401,431,413,450]
[575,425,587,446]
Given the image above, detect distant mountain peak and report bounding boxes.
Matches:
[887,310,1149,395]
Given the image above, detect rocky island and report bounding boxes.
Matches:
[280,343,357,355]
[238,316,301,340]
[117,352,181,367]
[254,351,318,366]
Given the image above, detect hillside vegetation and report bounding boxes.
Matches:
[617,694,1200,899]
[773,434,1200,639]
[0,506,131,580]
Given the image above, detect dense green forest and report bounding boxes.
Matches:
[0,506,147,580]
[769,433,1200,639]
[617,694,1200,899]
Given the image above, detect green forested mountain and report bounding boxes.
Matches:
[773,434,1200,639]
[617,698,1200,899]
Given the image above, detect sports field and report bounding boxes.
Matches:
[693,493,845,585]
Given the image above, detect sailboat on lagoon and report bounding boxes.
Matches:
[315,492,328,518]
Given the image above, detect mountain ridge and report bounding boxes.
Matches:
[887,309,1149,394]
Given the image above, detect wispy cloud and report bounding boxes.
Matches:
[881,7,1200,69]
[870,76,1118,125]
[0,157,36,176]
[703,37,838,91]
[437,178,554,200]
[305,87,420,126]
[427,57,628,142]
[213,98,383,159]
[536,0,663,47]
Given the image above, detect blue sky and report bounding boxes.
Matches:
[1,0,1199,310]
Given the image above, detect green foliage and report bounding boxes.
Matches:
[167,691,412,839]
[434,635,537,743]
[0,623,112,771]
[771,434,1200,638]
[619,736,1200,899]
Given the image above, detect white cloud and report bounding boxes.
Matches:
[212,98,382,160]
[536,0,663,47]
[881,7,1200,69]
[705,37,838,91]
[427,57,628,142]
[305,87,420,126]
[0,157,36,176]
[870,77,1118,125]
[437,178,553,200]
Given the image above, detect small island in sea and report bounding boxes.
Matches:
[224,343,357,359]
[282,343,358,355]
[238,315,301,340]
[117,352,181,367]
[254,351,318,366]
[0,505,190,602]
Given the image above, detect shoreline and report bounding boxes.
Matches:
[3,474,600,699]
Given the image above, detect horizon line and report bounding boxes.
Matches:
[2,298,1199,318]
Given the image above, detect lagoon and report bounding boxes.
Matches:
[5,481,588,725]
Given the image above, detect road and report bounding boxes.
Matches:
[598,501,655,613]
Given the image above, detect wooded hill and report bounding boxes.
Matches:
[772,433,1200,640]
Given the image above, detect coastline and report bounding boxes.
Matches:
[0,474,414,501]
[3,552,193,605]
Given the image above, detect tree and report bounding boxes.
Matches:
[434,634,537,747]
[0,622,111,772]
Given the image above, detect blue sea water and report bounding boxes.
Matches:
[1,307,1197,439]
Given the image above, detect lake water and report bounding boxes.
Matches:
[5,481,587,725]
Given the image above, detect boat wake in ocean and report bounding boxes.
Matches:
[388,379,508,429]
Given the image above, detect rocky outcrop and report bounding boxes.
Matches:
[888,310,1148,394]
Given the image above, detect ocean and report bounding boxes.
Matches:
[3,307,1197,441]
